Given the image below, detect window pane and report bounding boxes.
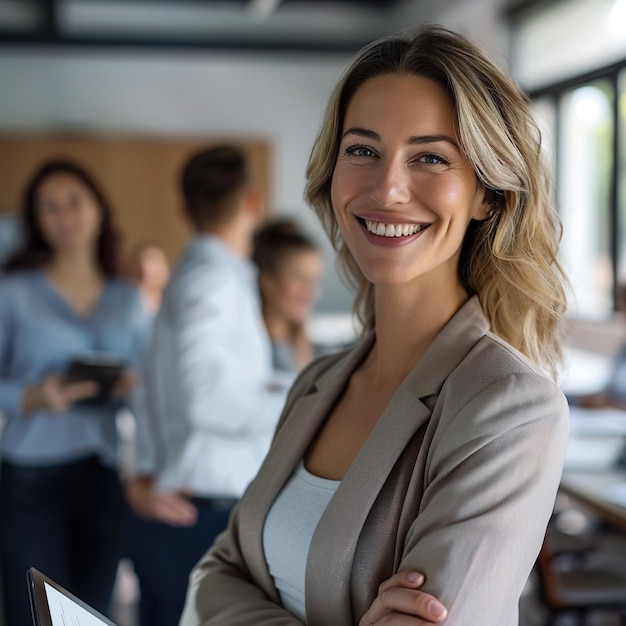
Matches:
[530,96,557,195]
[618,70,626,292]
[559,80,614,318]
[512,0,626,91]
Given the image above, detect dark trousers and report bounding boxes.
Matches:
[124,499,234,626]
[0,456,125,626]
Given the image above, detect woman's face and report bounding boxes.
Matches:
[261,249,323,325]
[36,173,103,254]
[330,73,488,293]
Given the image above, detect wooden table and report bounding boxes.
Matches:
[559,469,626,531]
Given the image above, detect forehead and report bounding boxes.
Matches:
[38,172,89,197]
[342,73,456,133]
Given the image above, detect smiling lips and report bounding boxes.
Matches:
[364,219,429,238]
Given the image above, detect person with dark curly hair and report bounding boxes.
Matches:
[0,159,148,626]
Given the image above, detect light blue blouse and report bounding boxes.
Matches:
[0,269,149,468]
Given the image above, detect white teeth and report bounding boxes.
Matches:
[364,219,426,238]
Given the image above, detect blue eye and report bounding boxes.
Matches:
[345,145,376,158]
[418,154,450,166]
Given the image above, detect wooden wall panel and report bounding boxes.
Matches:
[0,134,272,269]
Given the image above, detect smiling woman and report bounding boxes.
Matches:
[180,25,570,626]
[330,73,489,296]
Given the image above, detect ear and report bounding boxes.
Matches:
[472,187,496,221]
[242,188,261,218]
[178,202,197,231]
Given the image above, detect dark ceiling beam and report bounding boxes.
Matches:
[0,31,368,54]
[39,0,60,41]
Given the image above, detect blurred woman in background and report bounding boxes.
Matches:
[253,219,323,374]
[0,159,148,626]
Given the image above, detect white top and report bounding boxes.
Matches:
[263,461,340,621]
[132,235,292,497]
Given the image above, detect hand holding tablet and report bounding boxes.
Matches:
[64,355,126,406]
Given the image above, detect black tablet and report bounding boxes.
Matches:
[27,568,119,626]
[64,355,125,406]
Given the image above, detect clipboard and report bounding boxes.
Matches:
[27,568,119,626]
[64,356,125,406]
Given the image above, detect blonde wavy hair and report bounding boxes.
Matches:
[304,25,568,378]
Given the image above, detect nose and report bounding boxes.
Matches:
[370,156,411,207]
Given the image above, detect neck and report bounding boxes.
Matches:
[46,249,102,282]
[263,309,300,343]
[200,223,251,259]
[366,277,468,386]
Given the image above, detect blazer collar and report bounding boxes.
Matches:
[401,295,490,398]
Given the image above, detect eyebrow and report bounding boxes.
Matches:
[341,127,459,149]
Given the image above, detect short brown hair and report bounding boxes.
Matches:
[180,145,249,228]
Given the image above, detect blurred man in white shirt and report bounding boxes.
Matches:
[124,145,289,626]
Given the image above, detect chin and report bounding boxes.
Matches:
[360,266,416,288]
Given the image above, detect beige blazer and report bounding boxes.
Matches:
[180,297,569,626]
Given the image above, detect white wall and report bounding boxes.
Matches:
[393,0,510,66]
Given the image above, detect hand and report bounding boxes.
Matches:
[125,476,198,527]
[22,374,99,414]
[112,370,139,398]
[577,392,610,409]
[359,571,448,625]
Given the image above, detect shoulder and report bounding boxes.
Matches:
[106,277,142,305]
[169,242,242,303]
[0,270,39,304]
[438,331,568,439]
[453,330,560,393]
[0,269,37,290]
[107,276,138,295]
[274,347,355,432]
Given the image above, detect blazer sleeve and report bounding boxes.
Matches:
[398,372,569,625]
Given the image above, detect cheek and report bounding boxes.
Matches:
[36,211,59,242]
[85,205,102,230]
[331,165,367,216]
[420,177,481,225]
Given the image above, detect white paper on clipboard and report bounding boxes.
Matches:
[44,583,112,626]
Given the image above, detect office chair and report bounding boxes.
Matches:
[536,533,626,625]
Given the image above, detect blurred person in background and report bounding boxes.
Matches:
[0,159,148,626]
[124,145,288,626]
[252,219,323,374]
[127,240,170,319]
